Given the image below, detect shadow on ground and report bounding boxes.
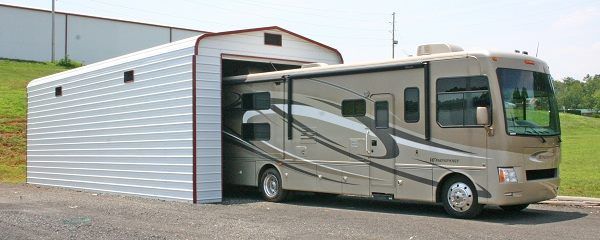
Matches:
[223,186,587,225]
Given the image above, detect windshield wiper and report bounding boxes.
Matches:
[524,126,546,143]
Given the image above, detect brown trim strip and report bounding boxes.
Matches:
[191,55,198,203]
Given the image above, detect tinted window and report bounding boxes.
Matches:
[497,68,560,136]
[404,88,419,123]
[437,93,464,126]
[437,77,466,92]
[436,76,490,127]
[55,86,62,97]
[242,92,270,110]
[437,76,489,92]
[124,70,134,83]
[375,101,389,128]
[342,99,366,117]
[242,123,270,141]
[264,33,282,46]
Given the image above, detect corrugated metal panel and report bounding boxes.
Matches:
[201,30,342,63]
[27,27,342,204]
[194,54,222,203]
[27,37,200,202]
[0,6,66,61]
[0,4,206,63]
[67,15,171,64]
[172,29,203,41]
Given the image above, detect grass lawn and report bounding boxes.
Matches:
[558,113,600,197]
[0,60,598,197]
[0,60,70,183]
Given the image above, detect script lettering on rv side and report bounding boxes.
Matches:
[430,158,459,164]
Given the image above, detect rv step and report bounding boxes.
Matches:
[372,193,394,200]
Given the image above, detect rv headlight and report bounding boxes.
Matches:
[498,168,518,183]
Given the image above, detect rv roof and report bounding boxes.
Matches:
[227,49,548,83]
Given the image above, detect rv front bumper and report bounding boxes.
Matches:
[486,177,560,206]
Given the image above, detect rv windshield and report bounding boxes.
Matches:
[497,68,560,136]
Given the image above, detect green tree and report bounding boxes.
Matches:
[558,78,585,109]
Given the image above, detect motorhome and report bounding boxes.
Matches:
[222,43,561,218]
[26,26,561,218]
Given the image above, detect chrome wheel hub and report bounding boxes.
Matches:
[263,174,279,198]
[447,182,473,212]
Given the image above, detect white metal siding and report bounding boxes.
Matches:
[194,54,223,203]
[172,29,203,41]
[201,30,342,64]
[27,27,342,203]
[27,38,198,201]
[0,6,67,61]
[0,4,205,63]
[67,15,171,64]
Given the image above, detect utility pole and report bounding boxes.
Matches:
[391,12,398,59]
[51,0,56,62]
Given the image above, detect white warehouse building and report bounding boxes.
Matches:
[0,3,208,64]
[26,26,343,203]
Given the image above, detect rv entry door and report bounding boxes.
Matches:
[368,93,397,195]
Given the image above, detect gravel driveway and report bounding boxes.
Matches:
[1,183,598,240]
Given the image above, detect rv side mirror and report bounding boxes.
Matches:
[476,107,490,125]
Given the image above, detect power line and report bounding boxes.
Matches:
[227,0,387,23]
[59,0,391,41]
[229,0,387,16]
[178,0,388,32]
[71,0,236,29]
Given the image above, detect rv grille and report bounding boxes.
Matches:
[526,168,557,181]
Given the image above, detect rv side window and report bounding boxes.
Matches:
[242,92,271,110]
[404,88,419,123]
[375,101,389,128]
[242,123,270,141]
[436,76,490,127]
[341,99,366,117]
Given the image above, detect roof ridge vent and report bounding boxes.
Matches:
[417,43,463,56]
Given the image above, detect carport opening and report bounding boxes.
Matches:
[222,59,301,77]
[220,57,304,197]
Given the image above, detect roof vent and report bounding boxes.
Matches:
[301,63,328,68]
[416,43,463,56]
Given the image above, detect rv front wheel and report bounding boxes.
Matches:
[442,176,483,219]
[260,168,288,202]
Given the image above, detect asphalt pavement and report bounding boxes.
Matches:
[1,183,598,240]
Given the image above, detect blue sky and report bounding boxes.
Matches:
[2,0,599,79]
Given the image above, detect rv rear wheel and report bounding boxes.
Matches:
[259,168,288,202]
[500,204,529,212]
[441,175,483,219]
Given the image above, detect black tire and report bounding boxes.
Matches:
[259,168,288,202]
[500,204,529,212]
[441,175,484,219]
